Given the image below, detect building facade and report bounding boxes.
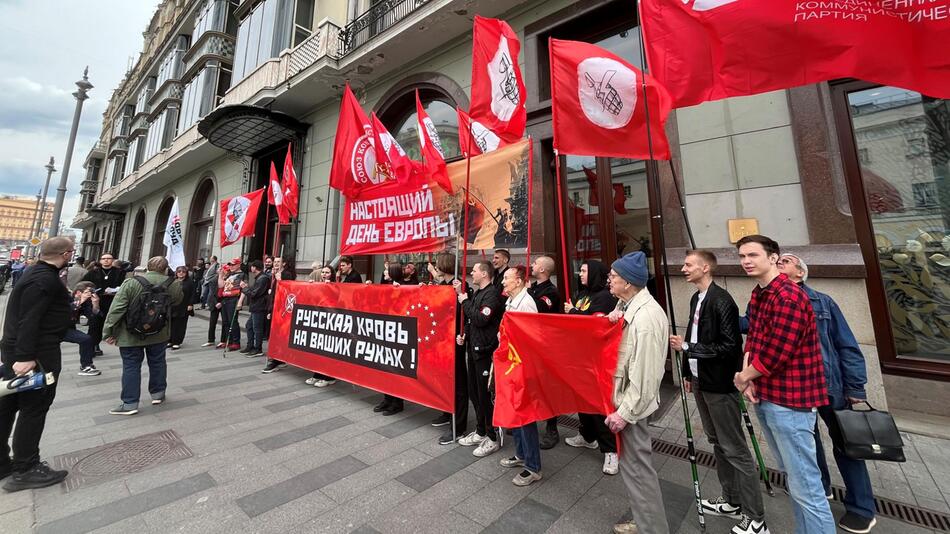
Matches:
[72,0,950,413]
[0,195,54,246]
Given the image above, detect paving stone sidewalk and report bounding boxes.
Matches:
[0,308,947,533]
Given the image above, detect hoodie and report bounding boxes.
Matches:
[568,260,617,316]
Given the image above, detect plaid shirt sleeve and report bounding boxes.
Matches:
[749,291,810,377]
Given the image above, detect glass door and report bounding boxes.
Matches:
[842,85,950,371]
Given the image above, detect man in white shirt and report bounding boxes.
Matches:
[670,250,769,534]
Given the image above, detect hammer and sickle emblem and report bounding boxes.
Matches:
[504,344,523,376]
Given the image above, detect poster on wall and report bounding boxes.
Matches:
[268,281,457,412]
[340,139,531,255]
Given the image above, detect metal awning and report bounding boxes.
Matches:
[197,105,309,157]
[85,207,126,220]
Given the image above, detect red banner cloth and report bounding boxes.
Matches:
[219,187,264,247]
[550,38,672,160]
[415,91,453,194]
[456,107,503,157]
[268,281,457,412]
[641,0,950,109]
[329,83,378,199]
[470,15,527,144]
[282,143,299,218]
[492,312,622,428]
[371,112,417,186]
[268,162,290,224]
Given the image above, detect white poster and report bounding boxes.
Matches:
[163,197,186,269]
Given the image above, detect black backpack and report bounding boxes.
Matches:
[127,276,174,338]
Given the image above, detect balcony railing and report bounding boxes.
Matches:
[338,0,430,57]
[183,32,235,81]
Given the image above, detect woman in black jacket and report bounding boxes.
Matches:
[562,259,620,475]
[169,266,195,349]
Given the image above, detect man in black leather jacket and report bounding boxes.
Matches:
[0,237,74,491]
[669,250,769,533]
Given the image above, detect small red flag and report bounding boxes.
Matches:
[641,0,950,109]
[492,312,622,428]
[470,16,526,143]
[550,38,672,160]
[583,166,628,214]
[282,143,299,218]
[329,83,379,198]
[371,112,418,186]
[220,187,264,247]
[267,161,290,224]
[415,90,453,194]
[456,107,503,157]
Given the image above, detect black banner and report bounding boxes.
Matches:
[289,304,419,378]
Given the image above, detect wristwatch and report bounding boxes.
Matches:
[681,342,690,352]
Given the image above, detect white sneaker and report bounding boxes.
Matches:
[305,377,317,385]
[731,514,770,534]
[702,496,742,517]
[565,434,598,449]
[315,379,336,388]
[457,431,485,447]
[201,342,214,347]
[602,452,619,475]
[473,437,500,457]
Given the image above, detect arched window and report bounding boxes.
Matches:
[129,208,146,268]
[151,196,176,259]
[377,86,463,162]
[187,177,216,262]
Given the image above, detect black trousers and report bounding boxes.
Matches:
[578,412,617,453]
[170,315,189,346]
[441,343,469,435]
[466,351,496,440]
[0,371,59,473]
[87,298,113,346]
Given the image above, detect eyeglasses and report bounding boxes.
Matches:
[778,257,796,265]
[62,249,75,255]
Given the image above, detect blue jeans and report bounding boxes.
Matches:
[816,397,876,519]
[119,343,168,406]
[757,400,835,534]
[200,282,211,306]
[245,311,265,350]
[513,422,541,473]
[63,328,95,368]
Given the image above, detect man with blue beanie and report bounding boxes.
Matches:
[605,251,671,534]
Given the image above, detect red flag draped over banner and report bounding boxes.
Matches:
[415,91,453,194]
[268,162,290,224]
[269,281,457,412]
[492,312,622,428]
[329,84,379,198]
[282,143,299,218]
[456,107,503,157]
[641,0,950,109]
[550,38,672,160]
[220,188,264,247]
[470,15,527,143]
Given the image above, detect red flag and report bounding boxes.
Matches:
[415,91,453,194]
[456,107,503,157]
[583,166,628,214]
[329,83,379,198]
[550,38,672,160]
[612,183,627,215]
[267,161,290,224]
[370,112,418,186]
[282,143,299,218]
[583,166,600,207]
[641,0,950,108]
[220,187,264,247]
[493,312,622,428]
[470,16,527,143]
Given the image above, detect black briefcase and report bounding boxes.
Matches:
[832,402,905,462]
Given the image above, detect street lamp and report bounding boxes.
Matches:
[29,157,56,256]
[49,67,93,237]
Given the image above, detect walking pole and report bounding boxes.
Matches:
[634,12,704,530]
[738,393,775,496]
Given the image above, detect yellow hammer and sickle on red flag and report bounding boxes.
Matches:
[505,343,522,376]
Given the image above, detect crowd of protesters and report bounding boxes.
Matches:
[0,235,877,534]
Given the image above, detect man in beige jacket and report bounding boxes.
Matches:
[606,251,670,534]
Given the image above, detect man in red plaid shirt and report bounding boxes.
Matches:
[733,235,835,534]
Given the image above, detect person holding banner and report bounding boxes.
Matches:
[372,262,408,416]
[606,251,670,534]
[499,265,544,486]
[454,261,504,458]
[491,249,510,295]
[337,256,363,284]
[262,256,293,373]
[563,259,619,475]
[304,264,338,388]
[427,254,469,445]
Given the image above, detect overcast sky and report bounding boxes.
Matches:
[0,0,158,230]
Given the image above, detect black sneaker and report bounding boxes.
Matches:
[431,413,452,427]
[0,463,11,480]
[94,348,103,356]
[539,428,559,450]
[2,462,68,492]
[261,360,281,373]
[439,431,463,445]
[373,399,391,413]
[382,403,404,416]
[239,347,253,354]
[109,404,139,416]
[838,513,876,534]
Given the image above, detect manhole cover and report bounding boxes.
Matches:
[52,429,193,493]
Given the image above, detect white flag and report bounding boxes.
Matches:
[163,197,186,269]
